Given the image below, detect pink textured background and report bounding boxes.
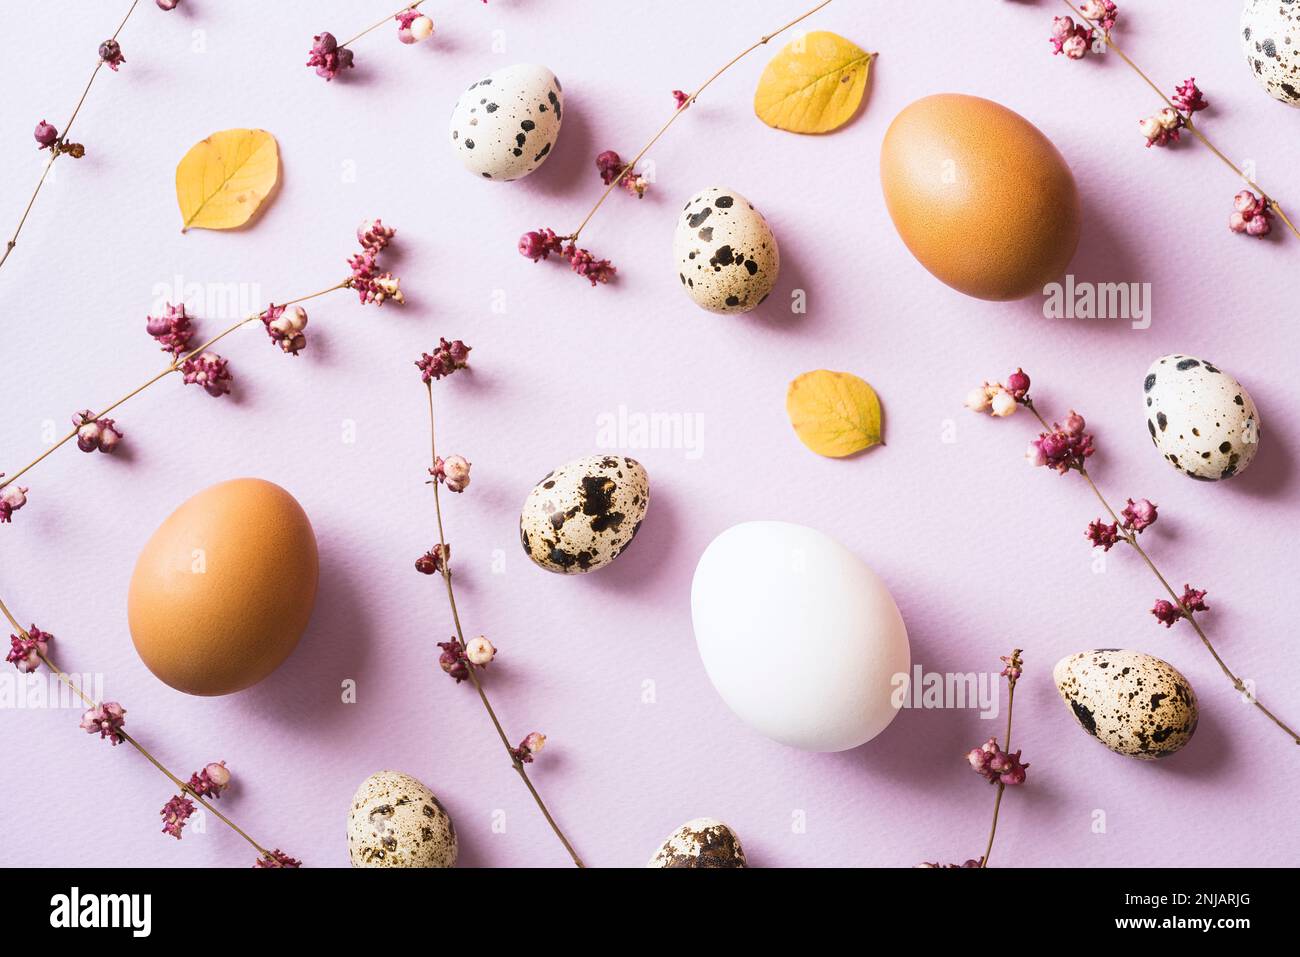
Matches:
[2,0,1297,868]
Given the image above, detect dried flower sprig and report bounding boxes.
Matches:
[518,0,835,282]
[307,0,483,81]
[0,601,295,866]
[417,345,585,867]
[0,222,402,523]
[1,0,167,275]
[1055,1,1298,242]
[969,369,1300,747]
[919,650,1028,869]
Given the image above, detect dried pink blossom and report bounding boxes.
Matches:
[438,637,469,682]
[465,636,496,666]
[511,731,546,764]
[1004,368,1031,400]
[307,32,354,81]
[517,228,616,286]
[415,543,450,575]
[98,39,125,71]
[80,701,127,745]
[431,455,471,492]
[595,150,650,197]
[261,304,308,356]
[1172,77,1208,114]
[1027,412,1095,475]
[73,410,123,454]
[6,625,51,673]
[416,338,471,382]
[0,478,30,523]
[967,737,1028,786]
[1085,519,1121,551]
[396,10,434,44]
[1180,585,1209,614]
[999,651,1022,682]
[673,89,691,109]
[180,352,233,397]
[357,218,396,254]
[1080,0,1119,32]
[188,761,231,799]
[160,794,195,839]
[1151,598,1182,628]
[1050,17,1093,59]
[1141,107,1184,148]
[1229,190,1273,237]
[156,0,180,9]
[347,250,404,306]
[917,859,984,869]
[254,849,302,868]
[146,302,193,356]
[1120,497,1158,532]
[34,120,58,149]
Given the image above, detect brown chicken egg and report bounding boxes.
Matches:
[880,93,1081,301]
[127,478,319,696]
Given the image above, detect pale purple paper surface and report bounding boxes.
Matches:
[1,1,1296,868]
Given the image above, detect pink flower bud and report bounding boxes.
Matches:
[1004,368,1030,399]
[1025,439,1048,468]
[34,120,58,148]
[156,0,180,9]
[1063,410,1085,435]
[204,761,231,790]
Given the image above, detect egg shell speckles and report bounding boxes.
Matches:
[1143,354,1260,481]
[520,455,649,574]
[1241,0,1300,107]
[347,770,457,868]
[647,818,747,868]
[448,64,562,181]
[673,186,780,314]
[1053,651,1199,760]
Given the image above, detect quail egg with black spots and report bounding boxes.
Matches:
[1054,650,1199,759]
[520,455,649,574]
[673,186,780,314]
[449,63,563,181]
[1143,354,1260,480]
[647,818,747,868]
[1241,0,1300,107]
[347,770,457,868]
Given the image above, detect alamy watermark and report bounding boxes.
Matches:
[596,404,704,460]
[1043,275,1151,330]
[891,665,1000,719]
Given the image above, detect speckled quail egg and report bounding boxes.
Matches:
[347,770,457,868]
[1054,650,1199,760]
[673,186,780,314]
[520,455,649,574]
[1143,355,1260,481]
[448,63,563,181]
[1241,0,1300,107]
[647,818,747,868]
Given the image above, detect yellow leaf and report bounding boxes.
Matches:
[175,128,280,232]
[786,370,883,458]
[754,31,874,134]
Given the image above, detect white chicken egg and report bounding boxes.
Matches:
[519,455,649,574]
[346,770,457,868]
[691,521,910,752]
[673,186,780,314]
[1241,0,1300,107]
[1143,354,1260,480]
[448,63,563,181]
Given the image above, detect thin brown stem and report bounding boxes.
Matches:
[980,669,1019,869]
[0,282,346,493]
[1062,0,1300,242]
[424,383,586,867]
[568,0,836,242]
[1024,401,1300,745]
[0,602,274,858]
[0,0,142,274]
[340,0,426,49]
